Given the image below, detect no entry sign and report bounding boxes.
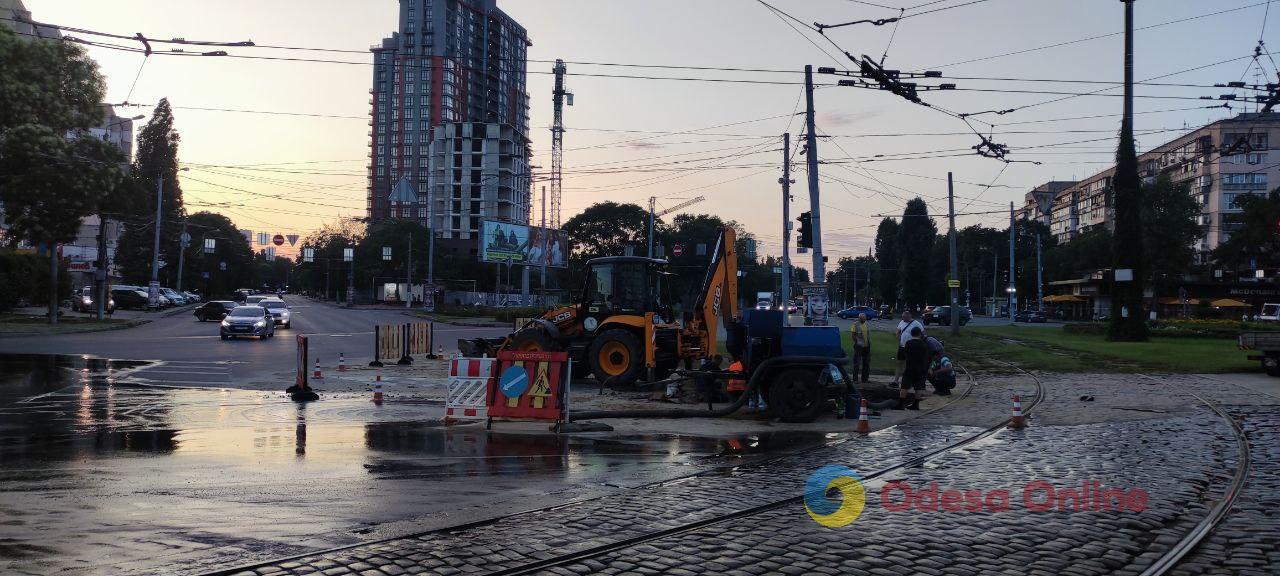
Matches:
[673,243,685,257]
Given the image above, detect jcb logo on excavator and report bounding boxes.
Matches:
[552,311,572,323]
[712,285,722,316]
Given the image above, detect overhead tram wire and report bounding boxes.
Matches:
[917,1,1274,70]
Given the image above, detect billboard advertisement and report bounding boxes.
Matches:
[480,220,567,268]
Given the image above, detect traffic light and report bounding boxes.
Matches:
[797,212,813,249]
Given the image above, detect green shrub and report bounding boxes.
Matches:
[493,306,549,323]
[0,251,66,311]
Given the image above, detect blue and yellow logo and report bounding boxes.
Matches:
[804,465,866,528]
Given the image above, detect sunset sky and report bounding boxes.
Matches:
[27,0,1276,268]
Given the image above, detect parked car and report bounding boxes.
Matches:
[836,305,878,319]
[220,305,275,340]
[194,300,237,322]
[259,298,291,328]
[877,304,892,319]
[183,291,202,303]
[110,288,149,310]
[923,305,973,326]
[72,286,115,313]
[160,288,188,306]
[1014,310,1048,323]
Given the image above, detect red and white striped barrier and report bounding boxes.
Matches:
[445,357,496,423]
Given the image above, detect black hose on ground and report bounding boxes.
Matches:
[568,356,838,421]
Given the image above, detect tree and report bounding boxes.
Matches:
[116,99,186,286]
[1211,187,1280,273]
[0,26,125,323]
[874,218,900,308]
[563,201,651,262]
[356,219,431,301]
[296,219,364,300]
[897,198,937,310]
[180,211,254,298]
[1141,174,1202,310]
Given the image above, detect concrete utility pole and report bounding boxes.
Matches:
[1009,201,1017,323]
[803,66,826,286]
[406,232,413,309]
[647,196,657,258]
[1036,233,1043,311]
[149,175,164,308]
[780,133,793,318]
[948,172,960,335]
[176,219,188,293]
[95,217,109,320]
[540,185,548,304]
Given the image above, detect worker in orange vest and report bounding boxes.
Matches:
[726,356,746,399]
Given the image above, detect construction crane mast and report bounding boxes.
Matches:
[550,59,571,229]
[648,196,706,258]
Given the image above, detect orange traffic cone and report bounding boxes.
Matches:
[855,398,870,434]
[372,373,384,403]
[1009,395,1026,429]
[313,358,324,380]
[338,352,347,372]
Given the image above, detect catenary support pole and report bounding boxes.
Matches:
[1009,201,1017,323]
[948,172,960,336]
[1036,233,1043,311]
[780,133,792,322]
[176,218,188,293]
[150,175,163,308]
[95,217,109,320]
[804,65,826,323]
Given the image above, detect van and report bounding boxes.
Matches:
[1259,303,1280,322]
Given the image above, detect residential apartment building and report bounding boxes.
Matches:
[1043,112,1279,263]
[1016,181,1076,228]
[387,122,530,244]
[367,0,532,247]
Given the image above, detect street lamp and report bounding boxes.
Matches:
[1006,286,1017,322]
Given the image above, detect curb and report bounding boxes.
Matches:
[161,304,199,318]
[0,318,150,338]
[401,311,510,328]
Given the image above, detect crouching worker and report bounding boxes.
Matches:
[928,349,956,396]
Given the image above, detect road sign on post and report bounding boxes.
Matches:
[273,234,285,246]
[303,247,314,263]
[343,248,353,262]
[382,246,392,261]
[203,238,216,254]
[673,243,685,257]
[180,232,191,247]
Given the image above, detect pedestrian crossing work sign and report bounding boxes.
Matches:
[487,350,570,425]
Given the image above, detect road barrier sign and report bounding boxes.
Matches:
[486,350,570,426]
[446,357,495,423]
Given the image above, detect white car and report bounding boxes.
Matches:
[260,298,291,328]
[1258,303,1280,323]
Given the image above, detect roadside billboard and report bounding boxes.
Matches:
[480,220,567,268]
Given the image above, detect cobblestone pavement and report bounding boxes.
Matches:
[209,371,1279,576]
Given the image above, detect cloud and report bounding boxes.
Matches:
[627,141,665,150]
[818,110,880,127]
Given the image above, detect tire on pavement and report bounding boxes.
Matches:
[509,327,560,352]
[768,367,825,423]
[588,328,643,385]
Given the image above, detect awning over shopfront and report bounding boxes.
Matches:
[1044,294,1086,303]
[1210,298,1249,308]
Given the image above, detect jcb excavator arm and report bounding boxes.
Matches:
[685,226,738,360]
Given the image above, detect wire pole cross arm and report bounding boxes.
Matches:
[813,17,900,32]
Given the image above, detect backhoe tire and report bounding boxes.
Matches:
[768,367,825,423]
[588,329,644,385]
[509,328,560,353]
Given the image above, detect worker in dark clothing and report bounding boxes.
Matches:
[695,355,723,408]
[900,326,929,410]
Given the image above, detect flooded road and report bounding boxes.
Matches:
[0,355,832,575]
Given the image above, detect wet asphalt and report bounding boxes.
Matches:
[0,354,833,575]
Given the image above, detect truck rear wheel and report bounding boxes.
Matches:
[588,329,643,384]
[769,368,824,423]
[1264,356,1280,377]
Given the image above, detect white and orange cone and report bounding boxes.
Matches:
[313,358,324,379]
[855,398,870,434]
[1009,395,1026,429]
[338,352,347,372]
[372,373,384,403]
